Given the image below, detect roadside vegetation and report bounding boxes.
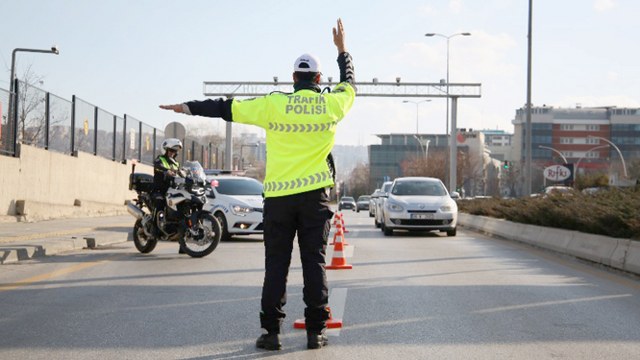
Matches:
[457,186,640,240]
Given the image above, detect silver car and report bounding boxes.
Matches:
[374,181,393,228]
[368,189,381,217]
[379,177,458,237]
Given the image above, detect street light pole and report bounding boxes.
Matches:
[538,145,568,164]
[402,99,431,134]
[575,144,610,175]
[8,46,59,155]
[424,32,471,136]
[425,32,470,192]
[424,139,430,161]
[588,136,627,178]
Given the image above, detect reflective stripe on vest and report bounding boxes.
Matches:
[263,170,332,193]
[159,156,179,170]
[267,121,337,133]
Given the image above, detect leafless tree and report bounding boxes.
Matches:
[16,65,47,146]
[502,161,521,197]
[629,158,640,181]
[346,162,371,197]
[399,150,449,184]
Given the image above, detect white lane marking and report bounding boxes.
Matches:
[473,294,633,314]
[327,287,348,336]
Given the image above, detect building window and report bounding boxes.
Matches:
[560,137,574,144]
[560,124,574,131]
[587,137,600,145]
[533,123,553,131]
[586,124,600,131]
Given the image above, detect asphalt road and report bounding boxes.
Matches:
[1,210,639,359]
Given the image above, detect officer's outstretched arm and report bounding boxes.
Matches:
[160,99,233,121]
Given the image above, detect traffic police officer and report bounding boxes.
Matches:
[160,18,355,350]
[152,138,182,236]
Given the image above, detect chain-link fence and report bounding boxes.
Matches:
[0,88,13,155]
[48,93,73,154]
[1,81,215,167]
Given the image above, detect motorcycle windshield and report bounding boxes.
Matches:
[184,161,206,183]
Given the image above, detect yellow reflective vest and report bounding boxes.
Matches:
[158,155,179,171]
[231,82,356,198]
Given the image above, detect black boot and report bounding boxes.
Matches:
[256,332,281,351]
[307,332,328,349]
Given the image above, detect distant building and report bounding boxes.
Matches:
[368,133,450,190]
[512,105,640,190]
[480,129,514,162]
[368,132,503,197]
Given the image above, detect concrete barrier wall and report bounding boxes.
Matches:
[458,213,640,276]
[0,144,153,221]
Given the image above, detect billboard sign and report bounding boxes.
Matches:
[544,164,573,182]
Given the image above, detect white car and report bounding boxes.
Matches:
[374,181,393,228]
[368,189,381,217]
[204,175,264,241]
[379,177,458,237]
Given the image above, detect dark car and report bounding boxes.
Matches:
[338,196,356,211]
[356,195,371,212]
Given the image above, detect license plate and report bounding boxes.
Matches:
[411,213,433,219]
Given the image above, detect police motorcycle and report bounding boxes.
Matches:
[126,160,221,257]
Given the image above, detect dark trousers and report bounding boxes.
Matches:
[260,188,333,334]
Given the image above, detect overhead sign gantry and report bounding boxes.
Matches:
[203,80,481,193]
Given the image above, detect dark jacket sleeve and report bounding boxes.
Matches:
[153,157,169,190]
[184,98,234,121]
[337,52,356,92]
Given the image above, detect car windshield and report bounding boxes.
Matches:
[391,180,447,196]
[382,182,393,193]
[341,197,355,202]
[358,196,371,202]
[213,178,263,195]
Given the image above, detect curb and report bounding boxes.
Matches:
[0,231,131,265]
[458,213,640,276]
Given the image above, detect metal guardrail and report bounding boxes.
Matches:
[0,81,215,167]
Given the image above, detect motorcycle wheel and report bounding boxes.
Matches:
[179,211,221,258]
[133,219,158,253]
[214,212,233,242]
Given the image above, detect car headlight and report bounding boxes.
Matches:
[387,202,404,212]
[440,204,455,212]
[231,204,254,216]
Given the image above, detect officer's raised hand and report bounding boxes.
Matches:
[333,18,346,53]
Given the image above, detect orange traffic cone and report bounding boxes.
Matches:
[330,222,348,245]
[326,233,352,270]
[293,306,343,329]
[339,212,349,233]
[332,212,341,228]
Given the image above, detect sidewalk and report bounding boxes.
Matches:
[0,215,133,264]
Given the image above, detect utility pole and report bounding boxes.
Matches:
[525,0,533,196]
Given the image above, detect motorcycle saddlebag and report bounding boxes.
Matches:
[129,173,154,192]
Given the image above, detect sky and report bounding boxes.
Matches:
[1,0,638,146]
